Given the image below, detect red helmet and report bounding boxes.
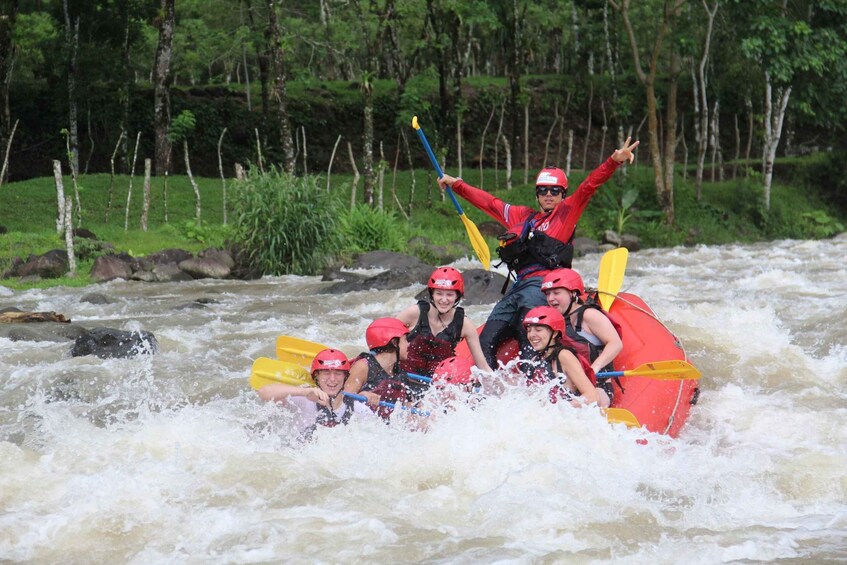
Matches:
[428,266,465,296]
[535,167,568,189]
[432,356,475,387]
[540,268,584,294]
[523,306,565,335]
[310,348,351,375]
[365,317,410,349]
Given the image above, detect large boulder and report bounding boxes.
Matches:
[16,250,68,279]
[199,248,235,269]
[71,327,158,359]
[178,256,231,279]
[80,292,114,305]
[152,262,194,282]
[0,322,89,342]
[573,236,602,257]
[91,255,132,282]
[146,248,193,265]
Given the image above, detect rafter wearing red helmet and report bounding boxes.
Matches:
[396,267,492,388]
[522,306,609,407]
[437,137,639,370]
[541,268,623,382]
[344,317,413,419]
[258,348,376,437]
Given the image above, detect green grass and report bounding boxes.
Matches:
[1,157,844,291]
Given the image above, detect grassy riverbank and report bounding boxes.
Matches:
[1,155,844,291]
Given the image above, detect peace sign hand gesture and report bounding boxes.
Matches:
[612,137,640,164]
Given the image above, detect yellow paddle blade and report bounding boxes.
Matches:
[249,357,314,390]
[275,335,329,368]
[624,360,701,381]
[605,408,641,428]
[598,247,629,311]
[459,213,491,270]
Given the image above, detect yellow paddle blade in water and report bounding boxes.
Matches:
[597,247,629,311]
[605,408,641,428]
[459,213,491,270]
[275,335,329,368]
[249,357,314,390]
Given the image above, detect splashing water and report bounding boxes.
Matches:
[1,237,846,562]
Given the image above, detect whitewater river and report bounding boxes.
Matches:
[1,237,845,564]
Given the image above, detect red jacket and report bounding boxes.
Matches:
[451,157,621,278]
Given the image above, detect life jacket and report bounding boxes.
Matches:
[565,291,624,370]
[524,341,595,404]
[401,301,464,377]
[497,213,575,280]
[302,395,357,440]
[355,352,411,420]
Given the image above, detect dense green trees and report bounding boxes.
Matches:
[2,0,846,222]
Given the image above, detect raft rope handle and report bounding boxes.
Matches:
[594,289,690,435]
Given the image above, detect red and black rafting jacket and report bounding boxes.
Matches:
[497,212,575,280]
[525,342,596,404]
[401,301,465,377]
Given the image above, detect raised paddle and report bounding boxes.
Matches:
[596,359,701,381]
[597,247,628,311]
[275,335,327,367]
[411,116,491,270]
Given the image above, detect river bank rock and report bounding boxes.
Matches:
[320,251,507,304]
[70,327,158,359]
[3,249,69,279]
[91,255,132,282]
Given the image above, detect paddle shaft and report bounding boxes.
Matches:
[342,392,430,416]
[412,125,467,215]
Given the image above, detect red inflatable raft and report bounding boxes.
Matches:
[457,291,700,437]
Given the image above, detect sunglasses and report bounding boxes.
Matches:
[536,186,564,196]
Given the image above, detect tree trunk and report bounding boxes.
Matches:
[119,15,131,172]
[611,0,681,225]
[0,0,19,170]
[53,160,66,234]
[401,129,416,217]
[500,133,512,190]
[457,110,463,178]
[141,158,151,231]
[217,128,228,224]
[326,134,342,192]
[599,100,608,164]
[362,83,374,205]
[254,128,264,172]
[762,73,791,210]
[64,196,76,276]
[662,52,681,213]
[266,0,295,174]
[543,101,560,168]
[582,79,593,170]
[378,141,386,210]
[62,0,80,175]
[347,141,360,210]
[695,0,718,200]
[733,113,740,180]
[245,0,270,116]
[566,129,574,176]
[523,99,529,183]
[64,130,82,225]
[153,0,174,176]
[300,126,307,175]
[744,97,754,178]
[0,118,17,190]
[494,101,505,188]
[106,131,124,222]
[479,103,497,189]
[125,131,141,231]
[184,140,201,221]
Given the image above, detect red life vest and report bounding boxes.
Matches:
[401,301,464,377]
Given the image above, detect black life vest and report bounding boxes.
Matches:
[524,341,595,404]
[355,352,410,420]
[497,213,575,276]
[302,395,357,440]
[402,301,465,377]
